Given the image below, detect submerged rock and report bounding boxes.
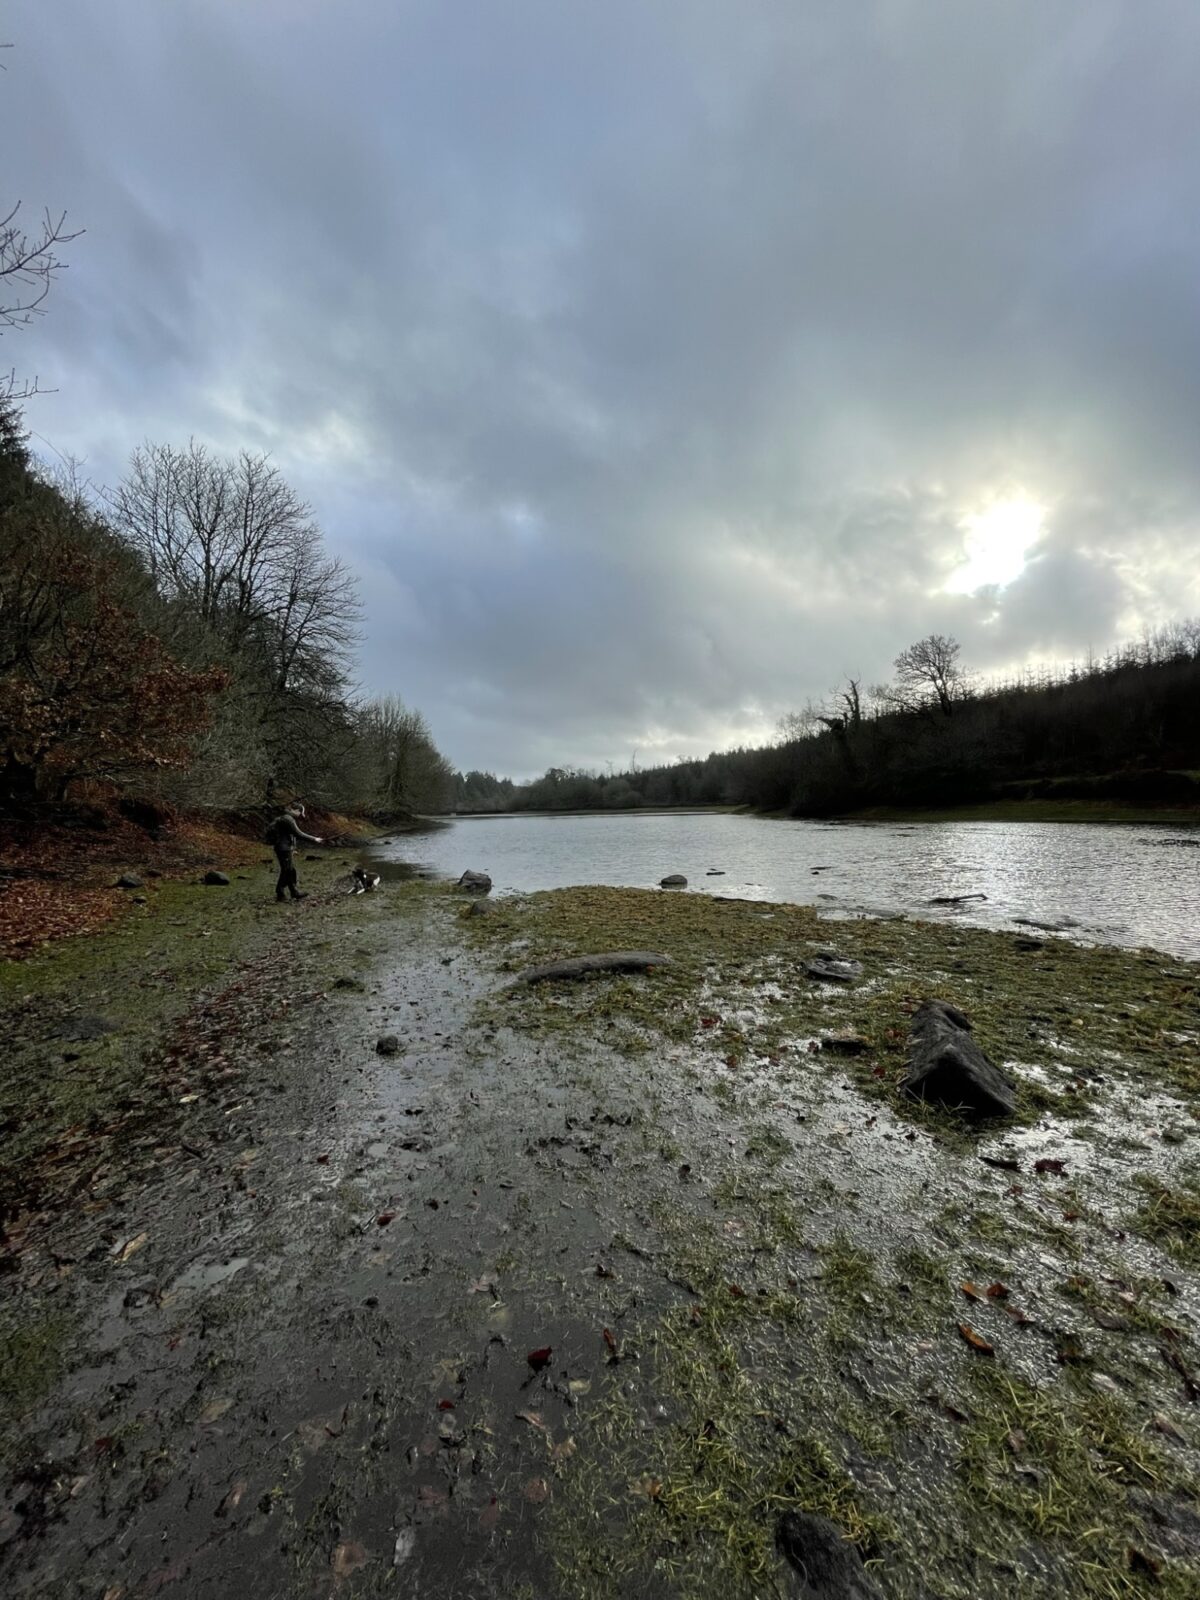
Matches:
[902,999,1016,1118]
[776,1512,884,1599]
[457,870,492,894]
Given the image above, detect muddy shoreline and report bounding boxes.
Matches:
[1,861,1197,1597]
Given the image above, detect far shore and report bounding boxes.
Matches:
[444,799,1200,826]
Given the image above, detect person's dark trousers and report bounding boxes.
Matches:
[274,846,300,901]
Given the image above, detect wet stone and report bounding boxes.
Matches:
[805,956,863,984]
[819,1031,871,1055]
[902,999,1016,1119]
[457,870,492,894]
[53,1013,118,1042]
[776,1512,885,1599]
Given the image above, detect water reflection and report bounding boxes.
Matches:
[371,812,1200,958]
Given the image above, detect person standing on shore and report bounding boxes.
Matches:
[267,802,323,902]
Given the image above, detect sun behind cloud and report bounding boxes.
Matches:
[946,494,1046,594]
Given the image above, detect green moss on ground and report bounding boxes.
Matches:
[464,885,1200,1114]
[0,1309,73,1414]
[0,852,423,1215]
[1131,1174,1200,1267]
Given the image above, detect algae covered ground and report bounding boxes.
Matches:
[1,864,1197,1598]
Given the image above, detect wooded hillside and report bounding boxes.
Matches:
[0,400,452,819]
[455,627,1200,817]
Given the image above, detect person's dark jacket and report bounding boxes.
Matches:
[267,813,319,852]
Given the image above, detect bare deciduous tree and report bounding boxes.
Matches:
[1,202,81,398]
[108,442,362,800]
[888,634,965,716]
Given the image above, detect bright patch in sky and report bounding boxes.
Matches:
[946,496,1045,593]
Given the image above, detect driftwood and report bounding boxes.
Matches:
[902,999,1016,1118]
[928,893,987,905]
[518,951,672,985]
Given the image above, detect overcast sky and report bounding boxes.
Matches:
[6,2,1200,777]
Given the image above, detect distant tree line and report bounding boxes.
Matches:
[453,627,1200,817]
[0,401,452,817]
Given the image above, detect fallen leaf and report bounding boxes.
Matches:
[524,1477,551,1504]
[478,1496,500,1531]
[1005,1428,1027,1454]
[469,1276,498,1295]
[981,1154,1020,1171]
[958,1323,995,1356]
[376,1211,396,1227]
[436,1399,455,1411]
[1153,1412,1186,1442]
[631,1474,663,1500]
[216,1480,248,1518]
[1004,1304,1033,1326]
[515,1410,547,1431]
[1127,1546,1162,1582]
[602,1327,619,1358]
[551,1436,577,1462]
[198,1396,234,1425]
[527,1346,552,1371]
[112,1232,149,1264]
[330,1540,368,1577]
[700,1016,720,1028]
[392,1528,416,1567]
[726,1283,746,1299]
[960,1282,981,1301]
[985,1282,1010,1299]
[1056,1336,1087,1366]
[1034,1158,1066,1175]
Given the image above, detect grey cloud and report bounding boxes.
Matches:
[6,0,1200,773]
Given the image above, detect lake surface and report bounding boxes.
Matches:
[371,811,1200,958]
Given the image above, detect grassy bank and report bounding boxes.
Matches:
[0,838,373,1228]
[462,886,1200,1598]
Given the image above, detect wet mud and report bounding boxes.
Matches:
[1,876,1197,1599]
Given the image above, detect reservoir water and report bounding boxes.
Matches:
[372,811,1200,958]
